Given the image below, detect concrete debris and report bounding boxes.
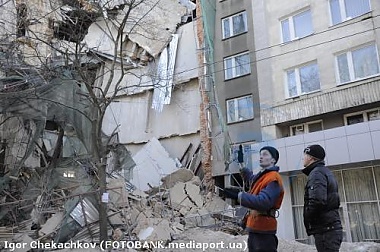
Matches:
[39,212,64,237]
[184,182,203,208]
[107,178,129,208]
[112,228,124,241]
[130,137,179,191]
[134,218,172,242]
[11,233,34,252]
[161,168,194,189]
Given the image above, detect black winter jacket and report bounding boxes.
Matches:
[302,161,342,235]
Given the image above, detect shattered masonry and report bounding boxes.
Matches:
[0,0,236,248]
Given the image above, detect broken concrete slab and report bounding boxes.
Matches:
[204,196,230,213]
[11,233,33,252]
[184,209,216,228]
[107,178,129,208]
[138,226,154,240]
[134,218,172,242]
[185,182,203,208]
[130,138,178,191]
[169,182,192,209]
[39,212,64,237]
[131,188,148,198]
[161,168,194,189]
[189,175,201,186]
[108,211,124,225]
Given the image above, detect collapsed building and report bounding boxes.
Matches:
[0,0,226,248]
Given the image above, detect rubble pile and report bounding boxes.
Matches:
[0,165,243,250]
[104,168,241,245]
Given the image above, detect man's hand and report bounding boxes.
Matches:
[222,187,240,200]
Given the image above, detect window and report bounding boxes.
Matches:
[329,0,371,25]
[222,11,248,39]
[224,52,251,80]
[344,108,380,125]
[290,120,323,136]
[286,62,320,98]
[336,44,380,84]
[291,166,380,243]
[63,171,75,178]
[226,95,254,123]
[281,9,313,43]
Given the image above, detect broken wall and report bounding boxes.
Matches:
[0,0,16,38]
[0,116,42,173]
[84,0,187,58]
[102,79,200,144]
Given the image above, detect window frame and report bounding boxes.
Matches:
[284,61,321,98]
[289,120,323,136]
[226,95,254,124]
[224,51,251,80]
[344,108,380,126]
[221,11,248,39]
[335,43,380,85]
[328,0,371,26]
[280,8,313,43]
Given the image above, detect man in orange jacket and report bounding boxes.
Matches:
[223,146,284,252]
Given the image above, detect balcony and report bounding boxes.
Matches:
[261,77,380,127]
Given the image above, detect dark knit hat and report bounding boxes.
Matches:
[260,146,279,164]
[304,144,325,160]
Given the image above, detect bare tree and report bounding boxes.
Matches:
[0,0,191,242]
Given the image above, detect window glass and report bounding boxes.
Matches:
[286,62,320,97]
[345,0,370,20]
[352,44,379,79]
[227,100,235,123]
[281,10,312,42]
[368,110,380,121]
[237,96,253,121]
[224,52,251,80]
[281,19,291,43]
[299,63,320,93]
[347,114,364,125]
[330,0,370,25]
[223,18,230,38]
[226,96,254,123]
[222,11,247,39]
[308,122,323,132]
[232,13,246,35]
[337,54,350,83]
[330,0,342,25]
[287,69,297,97]
[294,10,313,38]
[235,54,250,76]
[224,58,233,79]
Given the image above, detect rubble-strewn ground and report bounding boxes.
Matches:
[2,167,380,252]
[155,228,380,252]
[54,227,380,252]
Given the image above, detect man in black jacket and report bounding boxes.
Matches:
[302,144,343,252]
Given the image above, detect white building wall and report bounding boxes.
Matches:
[102,21,200,156]
[249,119,380,239]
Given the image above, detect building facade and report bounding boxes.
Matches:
[212,0,262,189]
[213,0,380,243]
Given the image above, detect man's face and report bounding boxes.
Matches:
[260,149,274,168]
[303,153,314,167]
